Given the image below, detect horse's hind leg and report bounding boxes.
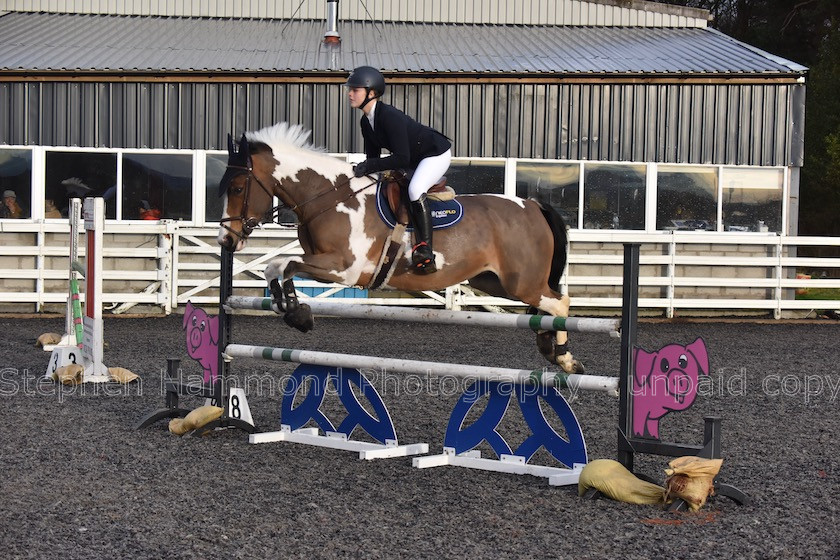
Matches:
[531,292,585,374]
[471,273,584,374]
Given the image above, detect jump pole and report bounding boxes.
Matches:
[219,246,625,479]
[43,198,82,350]
[225,344,619,395]
[224,297,620,336]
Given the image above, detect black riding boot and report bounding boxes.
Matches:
[409,194,436,273]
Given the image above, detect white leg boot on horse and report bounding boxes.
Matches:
[409,194,436,273]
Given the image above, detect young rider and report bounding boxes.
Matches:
[346,66,451,273]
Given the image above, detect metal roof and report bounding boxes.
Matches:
[0,12,806,76]
[0,0,714,27]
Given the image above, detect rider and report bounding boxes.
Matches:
[346,66,451,273]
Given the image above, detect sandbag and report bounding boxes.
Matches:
[578,459,666,505]
[36,333,63,347]
[168,417,192,436]
[664,456,723,511]
[55,364,84,385]
[168,405,223,436]
[108,367,139,384]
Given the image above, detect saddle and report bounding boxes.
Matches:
[382,170,454,226]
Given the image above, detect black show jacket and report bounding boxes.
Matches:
[361,102,451,173]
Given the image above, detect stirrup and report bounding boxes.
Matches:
[411,242,436,273]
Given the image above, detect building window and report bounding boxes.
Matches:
[583,163,646,230]
[0,148,32,219]
[515,161,579,228]
[205,153,227,223]
[721,167,783,232]
[656,165,718,231]
[123,153,193,220]
[45,151,117,219]
[448,159,504,195]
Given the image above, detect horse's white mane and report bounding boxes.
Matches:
[246,122,327,154]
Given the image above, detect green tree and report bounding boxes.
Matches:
[801,26,840,235]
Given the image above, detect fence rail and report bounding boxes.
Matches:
[2,221,839,318]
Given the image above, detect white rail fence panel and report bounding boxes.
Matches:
[0,220,173,313]
[2,222,839,316]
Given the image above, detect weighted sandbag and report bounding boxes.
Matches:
[108,367,139,383]
[36,333,63,347]
[168,405,223,436]
[578,459,666,505]
[55,364,84,385]
[664,456,723,511]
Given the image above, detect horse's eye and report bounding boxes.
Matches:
[232,186,244,195]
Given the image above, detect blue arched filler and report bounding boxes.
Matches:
[280,364,398,445]
[281,364,334,433]
[443,380,513,457]
[444,380,587,468]
[514,384,587,467]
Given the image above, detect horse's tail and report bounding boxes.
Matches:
[536,202,568,292]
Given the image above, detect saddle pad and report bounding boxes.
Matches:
[375,183,464,231]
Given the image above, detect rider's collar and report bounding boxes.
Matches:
[365,100,377,128]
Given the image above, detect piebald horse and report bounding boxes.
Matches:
[217,123,583,373]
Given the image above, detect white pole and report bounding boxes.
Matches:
[224,296,621,335]
[225,344,619,395]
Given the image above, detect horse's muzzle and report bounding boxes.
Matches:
[218,221,249,252]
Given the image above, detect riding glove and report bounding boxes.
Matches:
[353,161,369,177]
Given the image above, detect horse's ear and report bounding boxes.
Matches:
[218,132,251,197]
[238,133,253,168]
[238,133,250,157]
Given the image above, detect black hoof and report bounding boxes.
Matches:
[283,303,314,333]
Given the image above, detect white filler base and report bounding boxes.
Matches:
[413,447,586,487]
[250,425,429,460]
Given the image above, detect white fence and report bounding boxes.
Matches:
[2,220,840,318]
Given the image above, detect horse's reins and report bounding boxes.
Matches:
[295,176,377,227]
[220,164,377,244]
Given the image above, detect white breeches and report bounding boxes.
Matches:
[408,149,452,201]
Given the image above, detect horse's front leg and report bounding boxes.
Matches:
[264,255,355,333]
[267,275,313,332]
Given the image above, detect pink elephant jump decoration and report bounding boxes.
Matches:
[631,338,709,439]
[183,301,219,384]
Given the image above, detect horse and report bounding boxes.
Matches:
[217,123,584,374]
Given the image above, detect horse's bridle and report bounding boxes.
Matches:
[218,164,281,245]
[220,163,377,244]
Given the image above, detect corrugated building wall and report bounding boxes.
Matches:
[0,80,804,167]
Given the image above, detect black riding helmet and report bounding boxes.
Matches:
[346,66,386,98]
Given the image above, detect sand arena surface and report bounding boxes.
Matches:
[1,314,838,559]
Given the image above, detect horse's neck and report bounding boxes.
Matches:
[270,148,360,221]
[277,169,340,223]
